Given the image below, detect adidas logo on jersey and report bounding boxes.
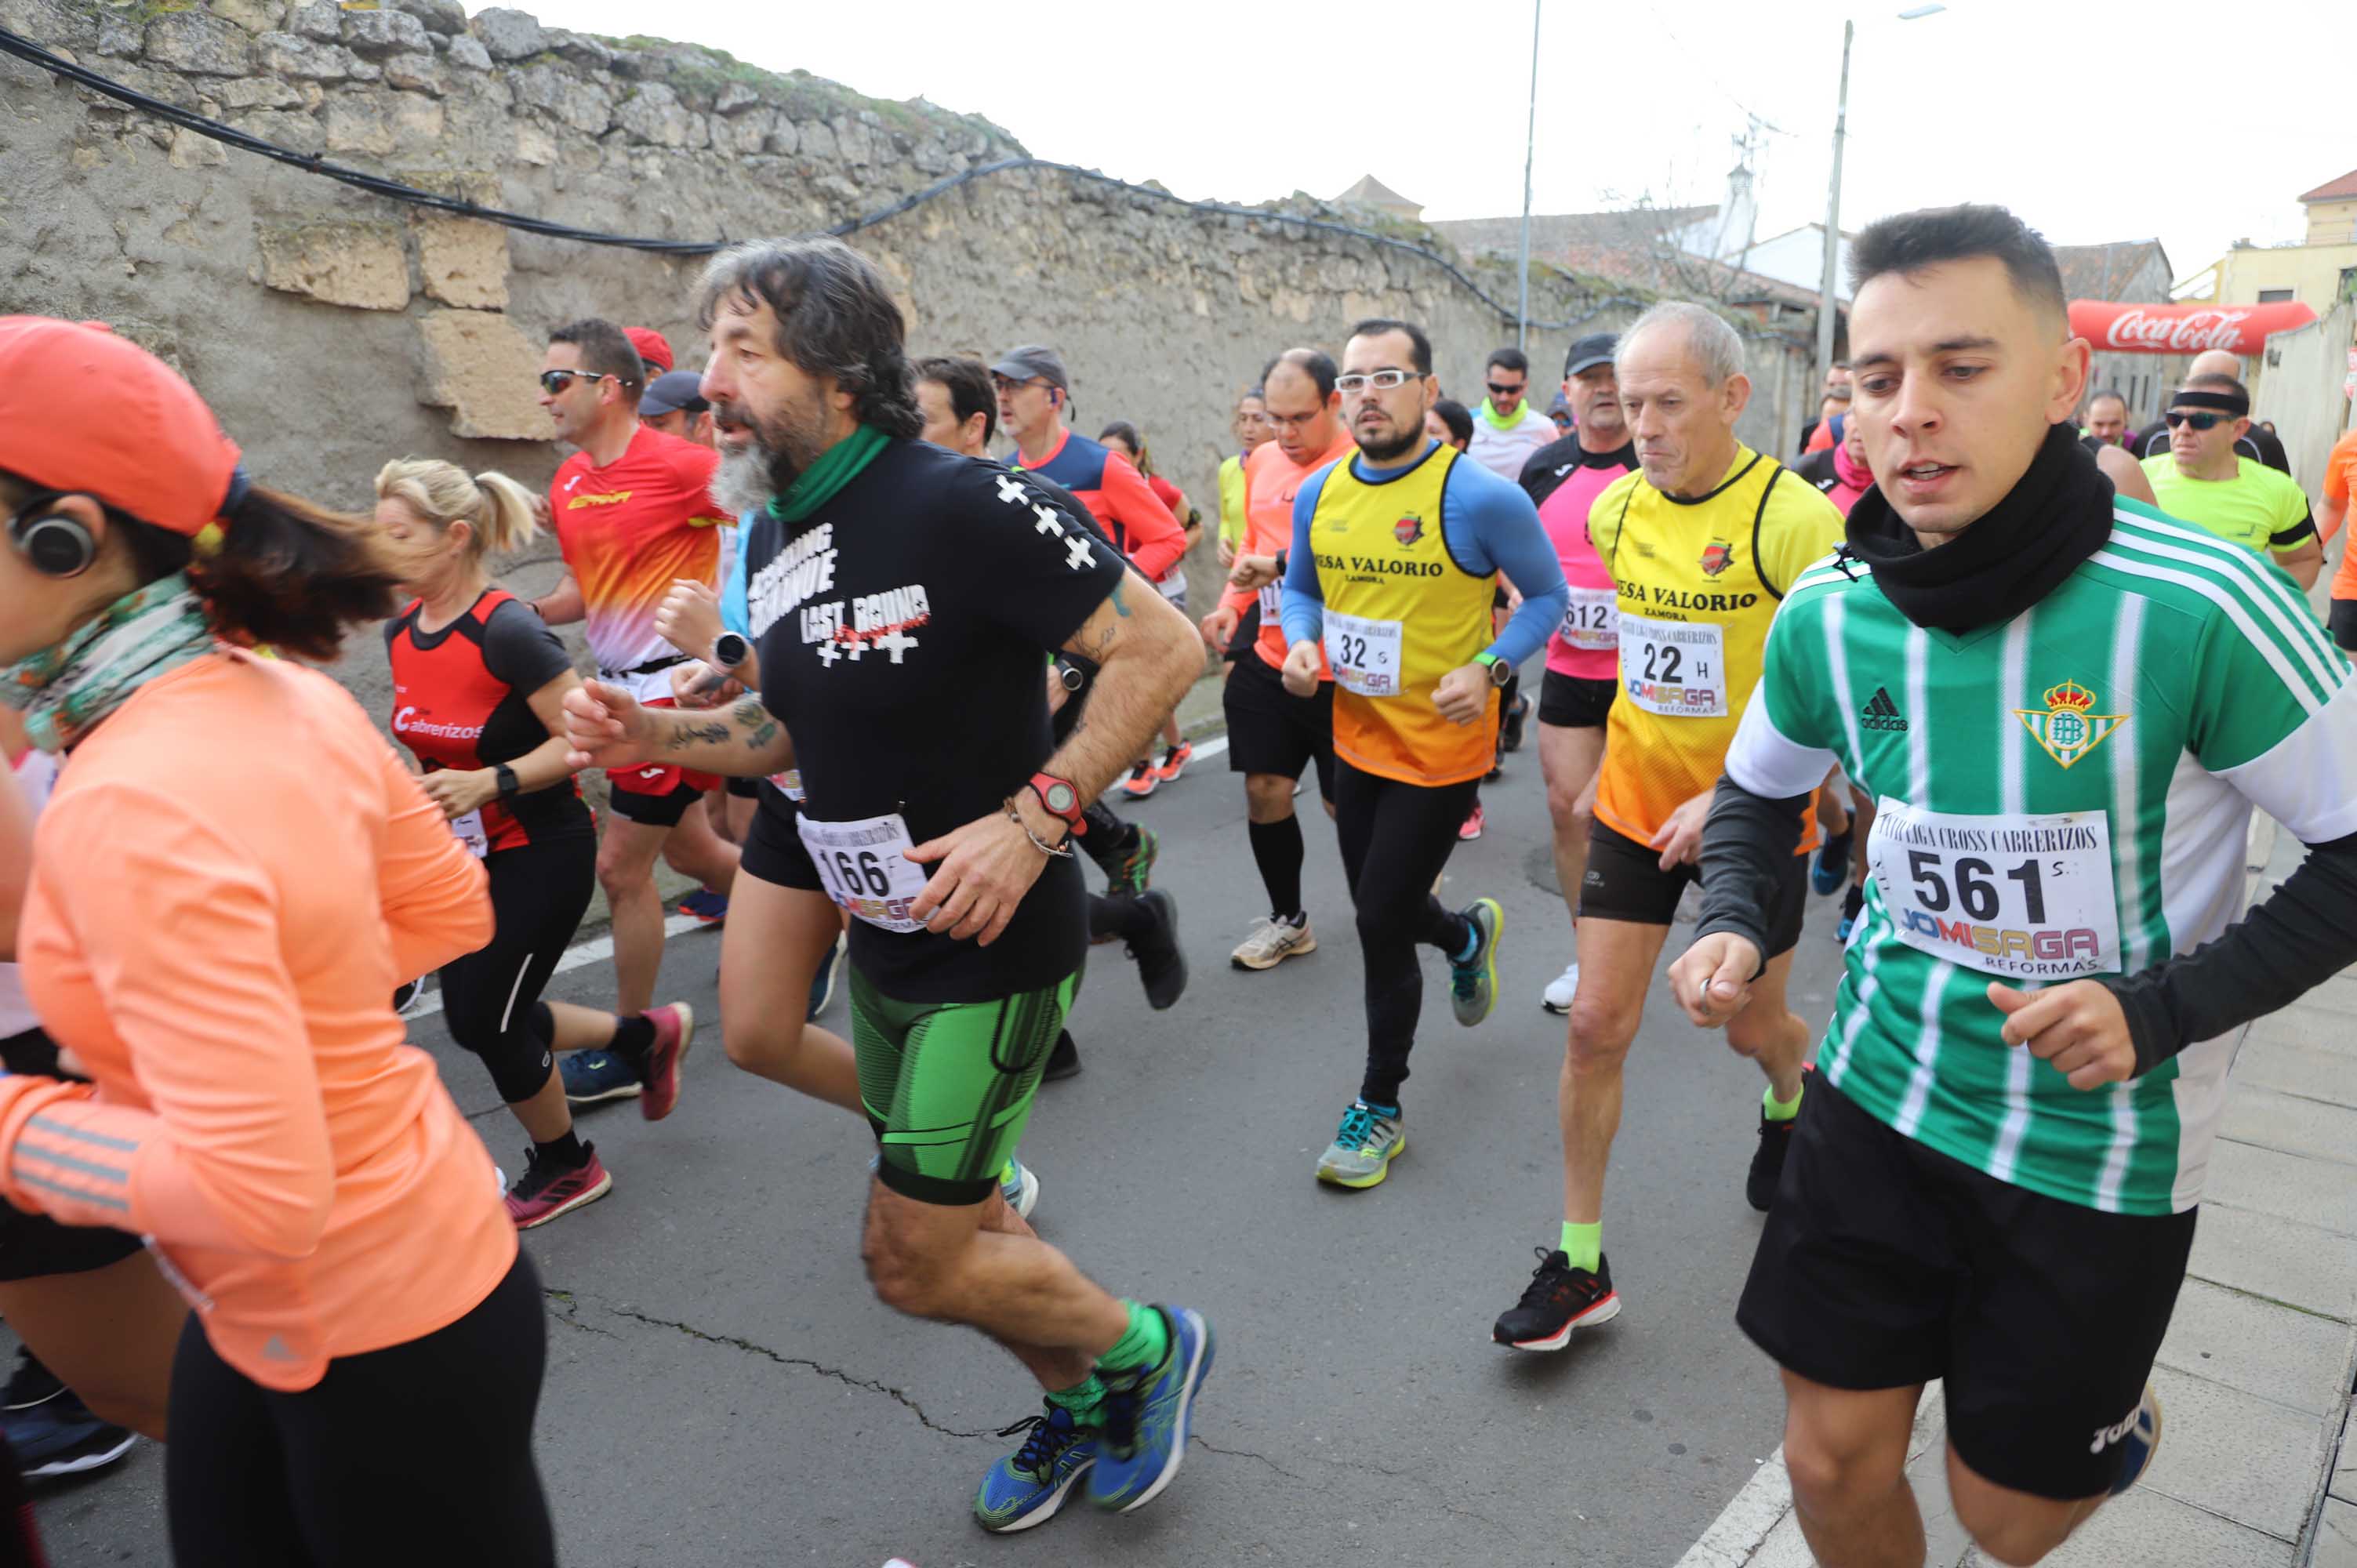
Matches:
[1861,688,1908,731]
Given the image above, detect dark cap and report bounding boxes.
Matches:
[1563,332,1618,379]
[990,343,1070,392]
[639,368,708,418]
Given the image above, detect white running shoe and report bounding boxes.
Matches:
[1542,960,1580,1015]
[999,1159,1040,1221]
[1230,913,1317,971]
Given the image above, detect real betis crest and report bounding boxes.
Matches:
[2015,678,2128,770]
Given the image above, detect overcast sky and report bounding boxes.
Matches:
[533,0,2346,290]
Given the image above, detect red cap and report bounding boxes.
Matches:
[0,317,242,537]
[623,326,673,375]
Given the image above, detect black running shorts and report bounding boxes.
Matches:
[738,795,823,893]
[1579,821,1805,956]
[2329,597,2357,655]
[1537,669,1618,731]
[1222,651,1336,797]
[1738,1076,2195,1501]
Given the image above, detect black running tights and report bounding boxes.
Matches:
[439,836,597,1104]
[1332,760,1477,1108]
[165,1251,554,1567]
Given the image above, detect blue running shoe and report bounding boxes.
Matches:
[1835,882,1865,944]
[2105,1384,2163,1496]
[561,1049,642,1106]
[973,1403,1098,1533]
[680,887,729,925]
[3,1352,135,1479]
[1810,831,1854,897]
[808,932,844,1021]
[1088,1306,1214,1514]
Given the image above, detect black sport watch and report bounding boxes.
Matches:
[1475,652,1513,688]
[712,631,750,671]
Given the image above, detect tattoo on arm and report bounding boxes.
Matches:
[1109,578,1131,617]
[732,696,780,750]
[666,720,732,750]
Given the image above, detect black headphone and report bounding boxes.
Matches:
[7,492,97,579]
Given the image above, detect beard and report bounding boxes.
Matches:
[1354,417,1425,465]
[710,388,830,517]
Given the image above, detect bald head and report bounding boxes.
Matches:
[1261,346,1343,463]
[2188,348,2243,381]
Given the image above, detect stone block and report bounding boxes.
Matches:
[2235,1036,2357,1107]
[168,125,227,168]
[387,90,441,144]
[443,33,489,71]
[387,0,465,34]
[2334,1401,2355,1503]
[796,118,835,159]
[713,80,761,114]
[2206,1138,2357,1234]
[764,117,798,156]
[2140,1366,2332,1539]
[209,0,287,34]
[416,215,507,309]
[257,220,409,309]
[2155,1278,2355,1417]
[341,5,427,57]
[511,64,608,135]
[2190,1200,2357,1323]
[615,80,700,147]
[216,74,301,110]
[416,310,546,441]
[322,96,394,154]
[2014,1486,2293,1567]
[512,118,555,165]
[381,51,441,94]
[2317,1497,2357,1568]
[144,10,253,74]
[252,30,352,81]
[0,0,95,54]
[232,107,324,154]
[545,28,612,70]
[288,0,338,41]
[2222,1087,2357,1167]
[470,5,543,61]
[96,14,141,54]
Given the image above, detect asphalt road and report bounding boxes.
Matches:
[35,712,1857,1568]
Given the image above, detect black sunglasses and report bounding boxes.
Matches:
[539,368,619,395]
[2163,411,2230,430]
[1486,381,1525,396]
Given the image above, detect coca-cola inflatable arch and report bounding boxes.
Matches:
[2069,300,2319,354]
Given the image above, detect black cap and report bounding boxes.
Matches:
[990,343,1070,393]
[1563,332,1618,379]
[639,369,708,418]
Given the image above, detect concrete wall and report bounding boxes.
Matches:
[1,0,1802,724]
[2250,299,2356,495]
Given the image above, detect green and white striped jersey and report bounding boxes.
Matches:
[1727,501,2357,1214]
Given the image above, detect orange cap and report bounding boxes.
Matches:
[623,326,672,375]
[0,317,242,538]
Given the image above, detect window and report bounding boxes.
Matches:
[2256,289,2294,304]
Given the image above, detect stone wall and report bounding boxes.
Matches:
[1,0,1812,723]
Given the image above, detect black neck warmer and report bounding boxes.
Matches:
[1843,423,2115,635]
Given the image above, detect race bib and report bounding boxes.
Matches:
[797,810,929,934]
[1620,615,1725,717]
[768,768,804,802]
[1323,609,1404,698]
[449,808,488,859]
[1257,583,1284,622]
[1866,798,2119,981]
[1560,587,1618,652]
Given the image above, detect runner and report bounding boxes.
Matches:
[1277,318,1568,1189]
[1465,347,1557,480]
[2320,423,2357,653]
[2129,347,2293,474]
[1423,397,1510,840]
[565,240,1215,1533]
[1200,348,1356,971]
[2141,373,2322,586]
[1520,332,1636,1014]
[1669,202,2357,1567]
[525,318,739,1108]
[1218,388,1271,572]
[1098,419,1199,789]
[993,345,1189,801]
[2079,388,2132,452]
[1487,301,1842,1348]
[0,315,551,1562]
[376,458,693,1229]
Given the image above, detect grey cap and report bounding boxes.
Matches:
[990,343,1070,392]
[1563,332,1618,379]
[639,369,708,417]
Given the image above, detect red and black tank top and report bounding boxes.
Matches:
[385,589,590,852]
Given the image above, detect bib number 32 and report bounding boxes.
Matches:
[1323,610,1404,698]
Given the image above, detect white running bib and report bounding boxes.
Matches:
[1619,615,1726,717]
[1323,609,1404,697]
[1560,587,1618,652]
[1257,583,1284,622]
[797,810,929,934]
[449,808,488,859]
[1867,798,2120,980]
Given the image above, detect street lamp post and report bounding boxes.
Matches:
[1815,5,1945,394]
[1516,0,1542,350]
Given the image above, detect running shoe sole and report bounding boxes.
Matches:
[2107,1385,2163,1496]
[982,1461,1093,1533]
[1452,898,1504,1028]
[509,1166,613,1230]
[21,1428,137,1478]
[640,1004,694,1122]
[1230,928,1317,971]
[1501,1290,1620,1352]
[1106,1308,1215,1515]
[561,1062,642,1106]
[1314,1132,1405,1189]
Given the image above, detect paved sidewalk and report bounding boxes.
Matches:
[1680,813,2357,1567]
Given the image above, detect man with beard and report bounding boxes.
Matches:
[527,318,739,1105]
[563,239,1215,1536]
[1276,318,1567,1189]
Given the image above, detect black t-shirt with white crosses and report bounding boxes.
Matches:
[747,437,1124,1003]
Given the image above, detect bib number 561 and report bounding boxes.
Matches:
[1907,851,2050,923]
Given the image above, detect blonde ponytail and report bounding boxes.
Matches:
[374,459,539,561]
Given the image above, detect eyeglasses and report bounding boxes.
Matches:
[1335,370,1422,394]
[1486,381,1526,396]
[2163,411,2230,430]
[539,368,617,395]
[993,376,1051,394]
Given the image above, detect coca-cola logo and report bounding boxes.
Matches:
[2101,307,2253,353]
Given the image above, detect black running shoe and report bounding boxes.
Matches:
[1502,693,1530,753]
[1043,1029,1082,1081]
[3,1348,135,1479]
[1749,1107,1799,1212]
[1131,890,1187,1011]
[1491,1247,1620,1351]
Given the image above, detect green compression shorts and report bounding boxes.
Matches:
[852,965,1077,1206]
